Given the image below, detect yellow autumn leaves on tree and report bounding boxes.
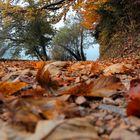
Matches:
[0,0,108,29]
[76,0,108,29]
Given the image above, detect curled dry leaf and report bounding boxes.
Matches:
[42,61,69,76]
[36,61,70,94]
[103,63,132,76]
[1,69,31,81]
[88,76,125,97]
[28,118,99,140]
[60,76,125,98]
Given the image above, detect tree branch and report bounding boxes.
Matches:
[41,0,65,10]
[59,45,81,60]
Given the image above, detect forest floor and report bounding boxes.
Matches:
[0,57,140,140]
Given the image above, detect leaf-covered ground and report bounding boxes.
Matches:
[0,58,140,140]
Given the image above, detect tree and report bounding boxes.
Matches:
[52,24,86,60]
[52,16,94,61]
[0,0,55,60]
[94,0,140,58]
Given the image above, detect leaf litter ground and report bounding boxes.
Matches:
[0,57,140,140]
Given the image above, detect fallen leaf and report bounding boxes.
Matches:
[28,118,99,140]
[0,119,31,140]
[20,87,47,98]
[0,81,28,95]
[36,63,62,94]
[89,76,125,97]
[110,128,140,140]
[129,116,140,128]
[1,69,31,81]
[60,76,125,98]
[40,100,66,119]
[33,61,45,69]
[103,63,132,76]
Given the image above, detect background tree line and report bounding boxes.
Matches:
[0,0,139,60]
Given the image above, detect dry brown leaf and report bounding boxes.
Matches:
[1,69,35,82]
[10,97,67,121]
[103,63,132,76]
[60,76,125,98]
[28,118,99,140]
[43,61,69,76]
[41,100,66,119]
[0,120,31,140]
[0,81,28,95]
[20,87,47,97]
[33,61,45,69]
[88,76,125,97]
[36,62,71,93]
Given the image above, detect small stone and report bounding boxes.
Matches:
[75,96,87,105]
[101,134,109,140]
[81,75,89,80]
[115,98,123,106]
[98,127,105,135]
[96,120,103,126]
[104,115,113,121]
[129,126,137,132]
[106,126,114,134]
[75,77,80,83]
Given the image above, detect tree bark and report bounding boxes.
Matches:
[80,31,86,61]
[33,46,44,60]
[40,35,50,60]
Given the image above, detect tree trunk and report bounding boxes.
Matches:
[33,46,44,60]
[80,31,86,61]
[40,35,50,61]
[60,45,81,60]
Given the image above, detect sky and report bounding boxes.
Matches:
[85,45,99,60]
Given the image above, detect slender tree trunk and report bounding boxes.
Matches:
[42,45,49,60]
[75,39,81,60]
[80,31,86,61]
[40,35,50,61]
[33,46,44,60]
